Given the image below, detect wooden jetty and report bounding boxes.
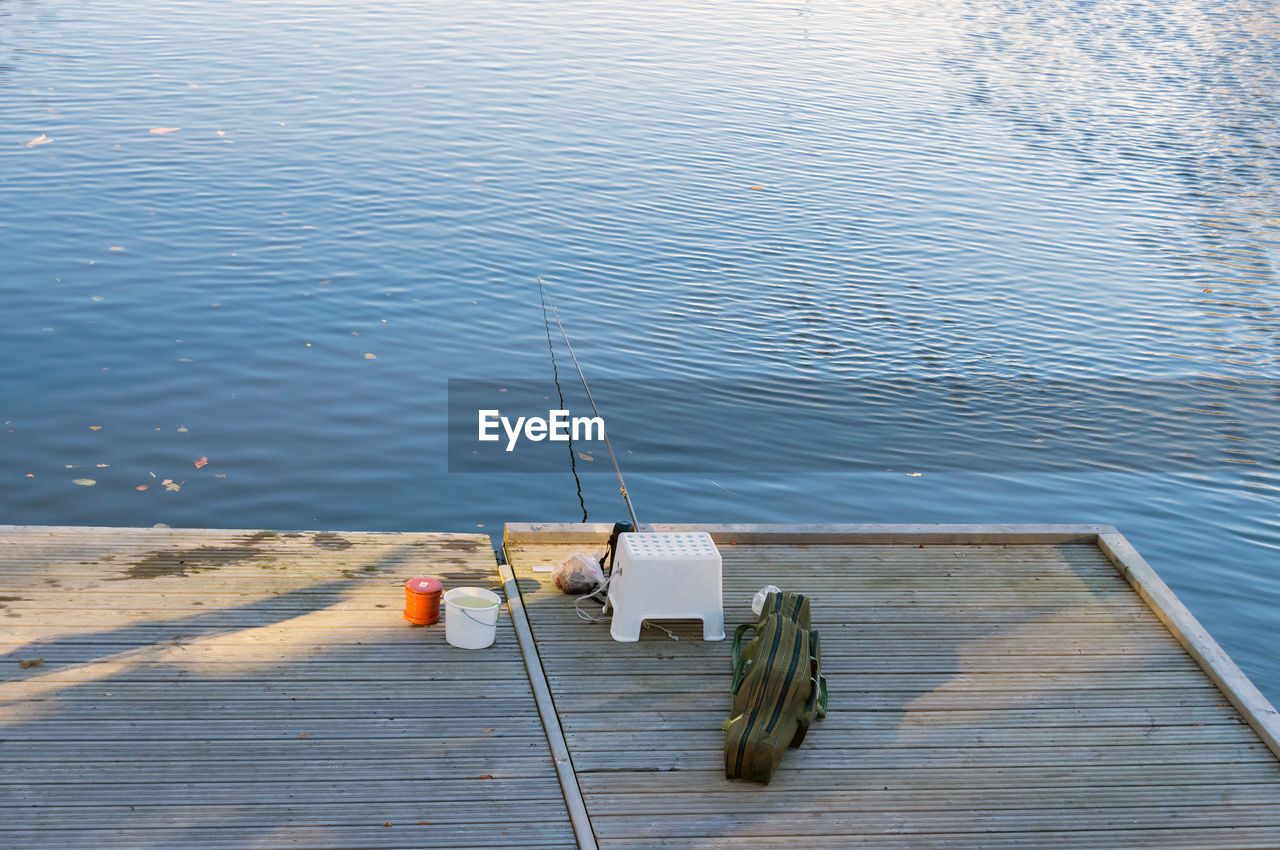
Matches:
[503,523,1280,849]
[2,522,1279,848]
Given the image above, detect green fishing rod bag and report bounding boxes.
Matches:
[723,592,829,783]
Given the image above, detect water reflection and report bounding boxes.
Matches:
[0,0,1277,697]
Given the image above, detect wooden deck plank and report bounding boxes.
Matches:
[565,725,1262,749]
[0,777,561,805]
[584,785,1280,813]
[0,525,577,848]
[0,826,572,850]
[566,743,1278,771]
[506,525,1280,848]
[558,704,1256,730]
[587,805,1280,836]
[629,831,1280,850]
[0,759,564,783]
[1,799,575,828]
[570,762,1280,789]
[549,685,1237,713]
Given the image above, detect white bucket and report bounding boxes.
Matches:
[443,587,502,649]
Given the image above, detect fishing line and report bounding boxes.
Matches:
[540,279,588,522]
[538,278,640,530]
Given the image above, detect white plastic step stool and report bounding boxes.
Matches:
[607,532,724,642]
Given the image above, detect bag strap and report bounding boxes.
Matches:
[731,622,758,693]
[599,520,634,575]
[810,630,828,718]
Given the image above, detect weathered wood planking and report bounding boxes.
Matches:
[0,525,577,850]
[505,523,1280,849]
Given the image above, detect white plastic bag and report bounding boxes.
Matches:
[752,584,782,615]
[554,552,605,595]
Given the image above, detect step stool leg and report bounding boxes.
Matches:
[610,613,643,643]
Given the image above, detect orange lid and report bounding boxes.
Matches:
[405,576,442,595]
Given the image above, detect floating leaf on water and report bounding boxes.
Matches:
[89,425,102,431]
[24,474,34,478]
[177,426,189,432]
[164,481,181,492]
[577,452,594,462]
[109,246,124,252]
[135,485,149,491]
[749,185,764,190]
[906,472,922,477]
[18,658,44,669]
[216,130,226,136]
[72,478,96,486]
[297,732,311,738]
[149,127,180,134]
[25,134,52,147]
[194,456,208,469]
[96,463,110,468]
[214,473,226,479]
[91,296,105,302]
[364,353,377,359]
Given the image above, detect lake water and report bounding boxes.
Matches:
[2,0,1277,699]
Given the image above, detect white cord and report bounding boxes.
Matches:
[572,574,678,640]
[574,573,612,623]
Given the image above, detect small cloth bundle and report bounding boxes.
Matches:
[723,591,828,783]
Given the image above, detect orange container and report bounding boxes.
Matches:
[404,576,443,626]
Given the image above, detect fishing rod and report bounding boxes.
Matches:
[539,282,588,523]
[538,279,640,530]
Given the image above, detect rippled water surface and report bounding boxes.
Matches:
[3,0,1278,697]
